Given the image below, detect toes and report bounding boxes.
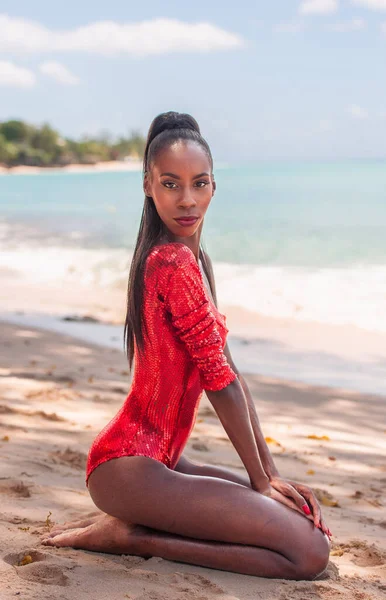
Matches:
[42,515,100,538]
[41,529,83,548]
[41,529,64,539]
[39,517,100,543]
[41,527,78,544]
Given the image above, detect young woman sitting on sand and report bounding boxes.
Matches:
[41,111,331,580]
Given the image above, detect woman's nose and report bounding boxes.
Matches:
[178,189,196,207]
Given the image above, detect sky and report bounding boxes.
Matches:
[0,0,385,162]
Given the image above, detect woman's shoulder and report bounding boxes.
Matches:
[145,242,201,296]
[147,242,197,271]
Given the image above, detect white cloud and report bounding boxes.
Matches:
[327,17,366,30]
[299,0,339,15]
[39,61,79,85]
[348,104,369,119]
[0,14,244,56]
[0,60,36,87]
[351,0,386,11]
[274,21,306,32]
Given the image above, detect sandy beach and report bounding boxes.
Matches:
[0,316,385,600]
[0,160,142,176]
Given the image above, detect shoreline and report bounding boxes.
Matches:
[0,159,142,176]
[1,305,386,396]
[1,269,386,396]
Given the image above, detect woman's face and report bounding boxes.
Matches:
[144,140,215,239]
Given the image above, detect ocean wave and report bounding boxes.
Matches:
[214,261,386,333]
[2,240,386,333]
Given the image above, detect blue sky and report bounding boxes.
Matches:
[0,0,385,161]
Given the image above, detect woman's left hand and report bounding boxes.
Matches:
[269,476,332,539]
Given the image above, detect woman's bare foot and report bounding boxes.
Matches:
[45,510,103,537]
[40,513,146,555]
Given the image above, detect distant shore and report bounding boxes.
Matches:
[0,159,143,176]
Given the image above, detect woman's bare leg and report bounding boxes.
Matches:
[42,455,251,540]
[174,455,253,487]
[41,456,329,580]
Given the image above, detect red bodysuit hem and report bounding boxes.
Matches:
[85,451,172,487]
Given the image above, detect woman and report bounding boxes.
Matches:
[41,111,331,580]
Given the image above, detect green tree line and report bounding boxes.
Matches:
[0,120,146,167]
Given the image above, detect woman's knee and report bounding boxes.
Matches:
[293,531,330,580]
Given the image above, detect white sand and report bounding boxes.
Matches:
[0,160,142,176]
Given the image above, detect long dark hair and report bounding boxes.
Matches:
[123,111,217,371]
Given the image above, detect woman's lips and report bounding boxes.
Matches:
[174,217,199,227]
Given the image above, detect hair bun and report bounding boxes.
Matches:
[152,111,200,139]
[144,111,211,173]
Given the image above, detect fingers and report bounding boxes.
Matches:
[270,489,297,511]
[318,516,327,534]
[287,480,323,529]
[286,484,311,516]
[302,489,322,528]
[271,480,333,539]
[270,479,311,517]
[270,490,313,522]
[319,516,332,540]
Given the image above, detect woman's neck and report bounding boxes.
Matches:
[160,233,201,263]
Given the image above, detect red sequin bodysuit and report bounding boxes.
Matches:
[85,242,237,485]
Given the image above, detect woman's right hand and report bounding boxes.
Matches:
[257,483,315,523]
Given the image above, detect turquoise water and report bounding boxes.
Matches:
[1,160,386,331]
[1,160,386,266]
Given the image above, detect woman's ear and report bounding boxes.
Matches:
[143,172,152,197]
[212,179,216,195]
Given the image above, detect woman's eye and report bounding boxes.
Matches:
[162,180,209,189]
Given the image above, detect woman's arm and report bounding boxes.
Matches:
[206,377,271,493]
[222,343,330,535]
[202,251,279,480]
[222,342,280,480]
[240,373,280,479]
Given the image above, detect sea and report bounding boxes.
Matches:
[1,161,386,394]
[2,160,386,330]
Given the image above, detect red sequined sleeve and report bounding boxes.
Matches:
[164,245,238,392]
